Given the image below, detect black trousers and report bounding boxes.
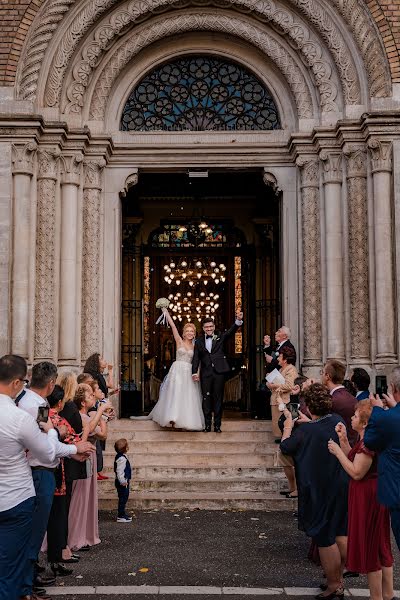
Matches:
[116,483,130,517]
[200,372,225,428]
[47,494,67,563]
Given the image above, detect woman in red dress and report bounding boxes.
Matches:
[328,399,394,600]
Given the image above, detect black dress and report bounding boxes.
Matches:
[280,414,349,547]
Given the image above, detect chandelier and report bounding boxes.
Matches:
[167,291,221,322]
[163,258,226,287]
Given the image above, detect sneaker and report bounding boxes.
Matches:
[117,515,132,522]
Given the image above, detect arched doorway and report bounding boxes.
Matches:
[120,170,281,417]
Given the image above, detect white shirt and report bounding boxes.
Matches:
[0,394,60,512]
[19,388,77,468]
[116,455,129,485]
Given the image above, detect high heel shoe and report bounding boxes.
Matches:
[315,589,344,600]
[50,562,73,576]
[62,555,80,563]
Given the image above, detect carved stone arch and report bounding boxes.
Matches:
[16,0,387,106]
[81,11,325,123]
[44,0,349,112]
[105,35,298,131]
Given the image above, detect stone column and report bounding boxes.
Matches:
[344,146,370,363]
[320,150,345,360]
[81,159,106,362]
[367,139,396,363]
[296,157,322,371]
[11,142,37,356]
[35,148,60,360]
[59,153,83,361]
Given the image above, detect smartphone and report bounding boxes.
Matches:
[376,375,388,397]
[288,403,300,420]
[37,405,49,424]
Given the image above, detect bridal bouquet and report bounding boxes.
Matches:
[155,297,170,325]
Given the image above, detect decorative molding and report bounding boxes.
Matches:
[18,0,386,107]
[319,151,342,185]
[297,157,322,365]
[60,152,83,185]
[87,12,315,120]
[262,170,281,196]
[83,158,107,189]
[344,145,370,360]
[367,139,392,174]
[34,150,60,359]
[120,171,139,198]
[12,142,38,176]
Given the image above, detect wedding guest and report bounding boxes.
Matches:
[280,383,348,599]
[267,346,297,442]
[364,366,400,551]
[264,326,297,373]
[114,438,132,523]
[350,368,370,401]
[321,360,357,446]
[18,363,92,599]
[68,385,111,551]
[328,400,394,600]
[343,379,357,397]
[0,355,57,600]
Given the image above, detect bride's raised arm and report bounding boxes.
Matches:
[162,307,183,346]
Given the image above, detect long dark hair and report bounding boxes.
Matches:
[84,353,101,375]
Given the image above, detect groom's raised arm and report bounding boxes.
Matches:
[222,311,244,341]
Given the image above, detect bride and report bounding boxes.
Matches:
[133,308,205,431]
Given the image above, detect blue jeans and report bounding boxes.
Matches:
[21,469,56,595]
[390,507,400,551]
[0,497,34,600]
[116,482,130,517]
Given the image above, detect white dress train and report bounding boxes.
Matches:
[133,347,205,431]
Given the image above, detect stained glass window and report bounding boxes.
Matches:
[121,56,281,131]
[149,223,228,248]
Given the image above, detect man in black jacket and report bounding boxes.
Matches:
[264,326,297,372]
[192,312,243,432]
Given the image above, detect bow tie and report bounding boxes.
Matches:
[206,335,213,340]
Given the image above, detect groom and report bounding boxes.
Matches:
[192,312,243,432]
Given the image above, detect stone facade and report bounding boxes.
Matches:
[0,0,399,396]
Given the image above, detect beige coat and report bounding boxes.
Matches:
[270,364,298,406]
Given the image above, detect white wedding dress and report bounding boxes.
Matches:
[133,346,205,431]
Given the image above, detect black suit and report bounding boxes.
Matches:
[192,323,239,429]
[264,339,297,372]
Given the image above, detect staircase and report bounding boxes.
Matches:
[98,419,296,511]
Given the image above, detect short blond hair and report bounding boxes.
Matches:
[183,323,196,337]
[56,371,78,402]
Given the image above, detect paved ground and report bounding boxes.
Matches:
[44,510,400,599]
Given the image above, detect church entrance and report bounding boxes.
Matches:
[120,170,281,417]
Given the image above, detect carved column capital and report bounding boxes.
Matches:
[296,157,319,188]
[61,152,83,186]
[367,139,392,174]
[12,141,38,176]
[120,170,139,198]
[343,145,367,179]
[37,148,61,180]
[83,159,106,190]
[262,170,281,196]
[319,151,343,184]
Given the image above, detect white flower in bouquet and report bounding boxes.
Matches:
[155,298,170,325]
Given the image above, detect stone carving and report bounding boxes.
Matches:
[60,152,83,185]
[263,170,281,196]
[319,151,343,184]
[87,12,314,120]
[344,146,370,360]
[367,139,392,173]
[120,171,139,198]
[49,0,351,113]
[35,149,60,359]
[12,142,38,175]
[19,0,380,107]
[296,157,322,365]
[81,160,105,360]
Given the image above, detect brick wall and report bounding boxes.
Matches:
[1,0,400,87]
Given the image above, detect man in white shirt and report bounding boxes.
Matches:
[18,362,94,600]
[0,355,59,600]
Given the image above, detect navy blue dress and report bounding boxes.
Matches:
[280,414,349,547]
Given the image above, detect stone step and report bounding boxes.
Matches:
[103,441,275,455]
[105,430,276,443]
[103,465,284,480]
[99,491,296,511]
[108,419,272,432]
[98,477,288,496]
[102,452,277,468]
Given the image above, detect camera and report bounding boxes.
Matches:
[287,403,300,420]
[36,405,49,424]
